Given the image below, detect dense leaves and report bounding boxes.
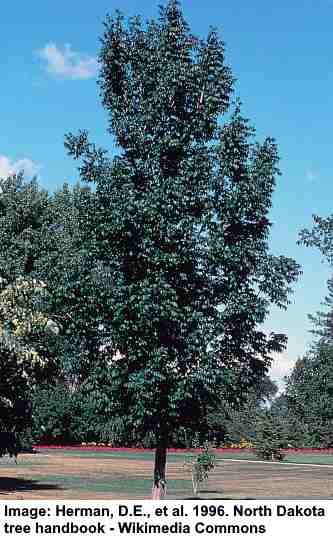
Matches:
[253,410,287,461]
[283,345,333,447]
[0,3,302,496]
[64,0,300,495]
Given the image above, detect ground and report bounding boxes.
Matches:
[0,449,332,499]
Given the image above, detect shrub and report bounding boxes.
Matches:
[184,442,216,496]
[253,411,286,461]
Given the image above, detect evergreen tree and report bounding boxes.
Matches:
[307,275,333,346]
[64,0,300,497]
[284,345,333,447]
[299,199,333,348]
[253,410,287,460]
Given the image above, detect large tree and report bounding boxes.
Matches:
[64,0,300,498]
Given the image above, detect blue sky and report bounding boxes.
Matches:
[1,0,332,388]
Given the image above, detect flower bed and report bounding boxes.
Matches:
[32,445,333,454]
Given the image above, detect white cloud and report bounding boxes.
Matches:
[38,42,98,80]
[0,155,40,180]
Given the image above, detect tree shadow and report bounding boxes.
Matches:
[0,477,60,494]
[184,492,256,500]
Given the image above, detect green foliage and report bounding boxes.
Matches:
[194,444,216,482]
[0,175,94,430]
[307,275,333,348]
[184,442,216,495]
[31,384,77,443]
[205,375,278,446]
[253,411,286,461]
[0,3,301,493]
[0,174,50,282]
[299,214,333,266]
[283,344,333,447]
[64,0,300,454]
[0,273,58,430]
[299,211,333,348]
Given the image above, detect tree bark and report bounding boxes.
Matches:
[152,438,168,499]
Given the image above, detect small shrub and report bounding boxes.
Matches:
[184,442,216,496]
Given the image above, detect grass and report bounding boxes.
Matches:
[21,473,192,495]
[1,448,333,498]
[38,449,333,465]
[41,450,185,462]
[283,454,333,465]
[216,452,333,465]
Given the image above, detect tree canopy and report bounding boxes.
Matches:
[63,0,300,497]
[283,344,333,447]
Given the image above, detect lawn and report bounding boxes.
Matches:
[45,448,333,465]
[0,448,332,499]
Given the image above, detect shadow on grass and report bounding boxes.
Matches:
[184,490,255,500]
[0,477,60,494]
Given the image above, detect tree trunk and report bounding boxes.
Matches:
[192,469,198,496]
[152,440,168,499]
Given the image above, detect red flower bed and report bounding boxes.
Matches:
[32,445,333,454]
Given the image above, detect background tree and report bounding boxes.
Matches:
[253,409,287,460]
[0,173,104,433]
[0,276,53,431]
[282,344,333,447]
[63,0,299,498]
[306,275,333,347]
[299,214,333,265]
[220,375,278,445]
[299,213,333,347]
[0,174,49,282]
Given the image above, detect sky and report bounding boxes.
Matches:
[1,0,332,389]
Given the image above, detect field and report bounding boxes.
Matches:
[0,449,333,499]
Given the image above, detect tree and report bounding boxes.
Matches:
[306,275,333,346]
[0,276,55,430]
[36,181,106,387]
[64,0,300,498]
[0,173,97,431]
[253,410,287,461]
[219,375,278,445]
[299,214,333,346]
[283,344,333,447]
[299,214,333,265]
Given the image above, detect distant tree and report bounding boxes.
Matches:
[299,214,333,347]
[0,174,49,282]
[299,214,333,265]
[253,410,287,460]
[284,344,333,447]
[64,0,300,498]
[206,375,278,446]
[31,383,76,443]
[37,182,106,386]
[307,275,333,346]
[0,276,55,430]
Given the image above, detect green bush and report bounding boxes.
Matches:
[31,384,78,443]
[253,411,286,461]
[184,442,216,495]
